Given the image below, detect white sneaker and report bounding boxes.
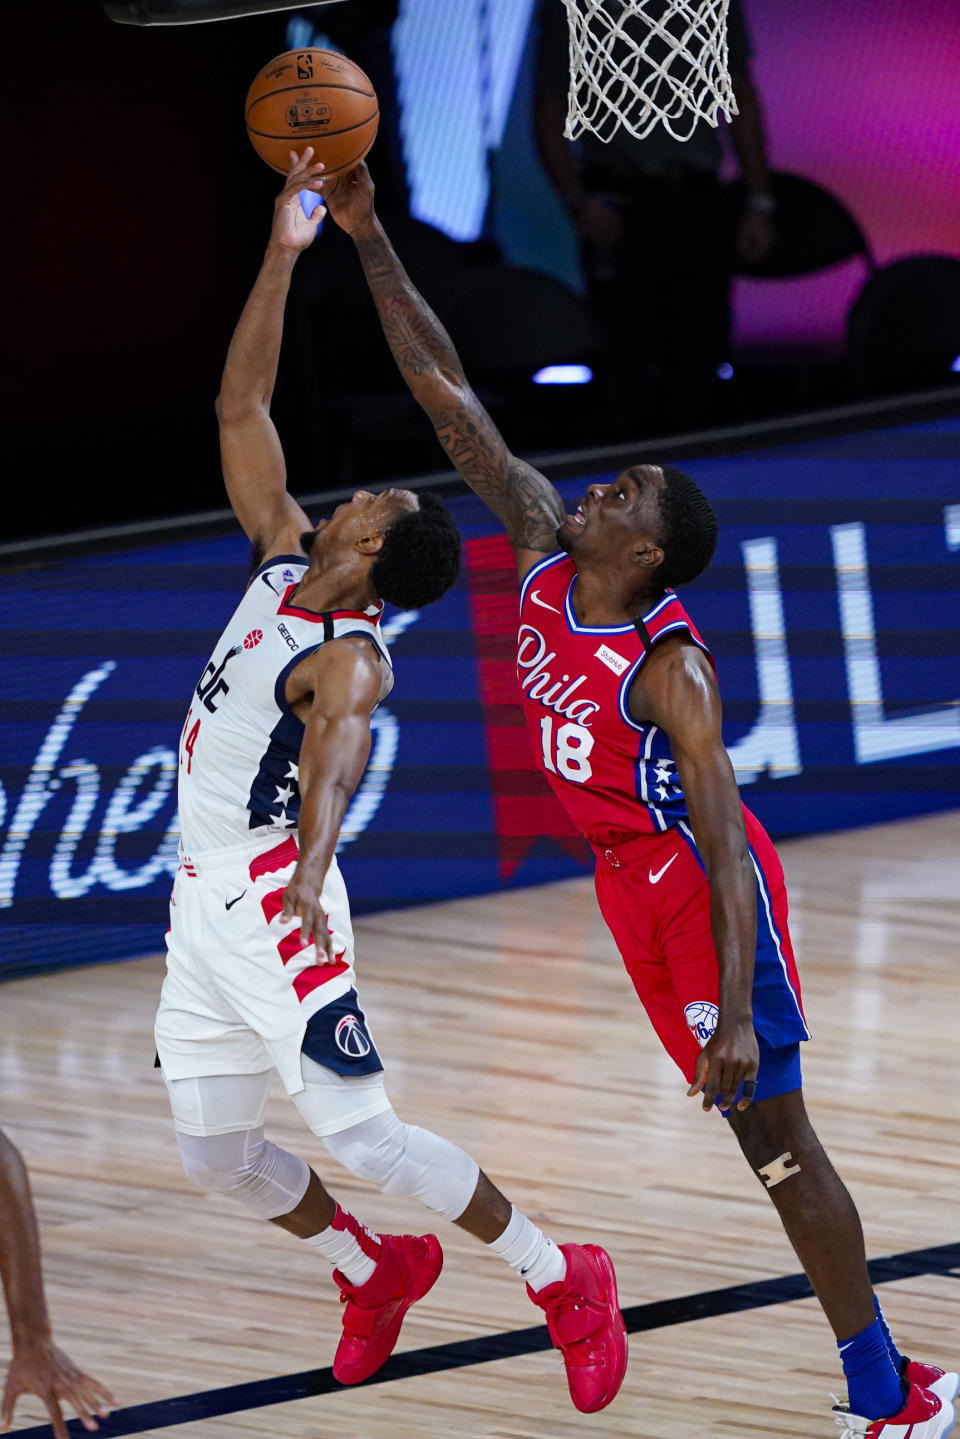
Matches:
[831,1382,954,1438]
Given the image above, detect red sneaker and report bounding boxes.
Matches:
[527,1242,628,1413]
[332,1233,443,1385]
[831,1381,955,1438]
[903,1359,960,1405]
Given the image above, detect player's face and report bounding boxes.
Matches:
[311,488,419,551]
[559,465,665,567]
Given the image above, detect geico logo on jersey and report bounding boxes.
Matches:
[335,1014,372,1059]
[684,1001,719,1047]
[516,625,600,726]
[277,624,299,651]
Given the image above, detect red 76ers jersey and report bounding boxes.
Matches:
[517,553,714,845]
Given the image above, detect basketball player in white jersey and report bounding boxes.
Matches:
[324,162,958,1438]
[154,151,627,1411]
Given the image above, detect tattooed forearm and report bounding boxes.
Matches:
[353,218,564,550]
[355,223,462,387]
[434,402,563,551]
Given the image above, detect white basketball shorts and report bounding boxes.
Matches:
[155,833,375,1098]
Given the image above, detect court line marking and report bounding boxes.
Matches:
[8,1240,959,1436]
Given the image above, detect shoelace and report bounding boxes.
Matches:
[548,1292,603,1367]
[830,1394,869,1438]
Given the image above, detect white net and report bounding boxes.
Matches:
[562,0,737,144]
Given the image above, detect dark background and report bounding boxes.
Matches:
[5,2,409,539]
[6,0,960,544]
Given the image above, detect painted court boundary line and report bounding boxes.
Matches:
[10,1241,960,1436]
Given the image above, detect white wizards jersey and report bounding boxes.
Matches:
[177,554,393,854]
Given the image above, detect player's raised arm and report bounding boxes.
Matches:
[279,637,384,961]
[632,640,760,1114]
[216,150,327,559]
[323,165,565,571]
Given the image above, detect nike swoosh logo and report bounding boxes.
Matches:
[224,891,247,910]
[261,573,279,595]
[648,854,678,884]
[529,589,562,614]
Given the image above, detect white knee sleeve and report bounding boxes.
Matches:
[176,1127,310,1221]
[323,1110,479,1222]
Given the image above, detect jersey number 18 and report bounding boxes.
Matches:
[539,716,594,782]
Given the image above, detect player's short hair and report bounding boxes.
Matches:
[370,492,461,608]
[655,464,718,589]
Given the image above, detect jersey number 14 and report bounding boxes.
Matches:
[539,716,594,782]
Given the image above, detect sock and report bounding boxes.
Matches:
[873,1294,905,1373]
[839,1317,906,1420]
[486,1205,566,1291]
[303,1203,381,1286]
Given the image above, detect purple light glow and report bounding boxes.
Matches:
[735,0,960,354]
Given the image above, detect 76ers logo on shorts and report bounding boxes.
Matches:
[684,1001,719,1048]
[335,1014,372,1060]
[243,629,263,649]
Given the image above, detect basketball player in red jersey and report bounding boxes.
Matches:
[325,163,958,1438]
[155,151,626,1414]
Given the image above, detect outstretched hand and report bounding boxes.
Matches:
[271,149,327,252]
[322,162,376,237]
[1,1341,115,1439]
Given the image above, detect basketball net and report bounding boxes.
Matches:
[562,0,737,143]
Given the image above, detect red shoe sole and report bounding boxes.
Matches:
[333,1236,443,1385]
[570,1244,629,1414]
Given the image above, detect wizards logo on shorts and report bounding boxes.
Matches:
[335,1014,371,1059]
[302,989,384,1077]
[684,1000,719,1048]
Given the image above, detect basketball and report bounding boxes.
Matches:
[245,48,379,178]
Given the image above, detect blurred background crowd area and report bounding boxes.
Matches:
[6,0,960,539]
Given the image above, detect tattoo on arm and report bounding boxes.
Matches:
[434,400,564,551]
[355,223,564,551]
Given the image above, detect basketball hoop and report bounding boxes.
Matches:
[562,0,738,144]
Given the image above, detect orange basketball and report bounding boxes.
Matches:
[245,48,379,178]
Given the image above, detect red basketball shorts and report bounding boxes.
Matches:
[593,807,809,1100]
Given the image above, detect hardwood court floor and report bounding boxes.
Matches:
[2,810,959,1438]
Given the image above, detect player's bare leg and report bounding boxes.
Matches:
[726,1089,957,1434]
[451,1169,511,1242]
[268,1166,335,1236]
[727,1089,875,1340]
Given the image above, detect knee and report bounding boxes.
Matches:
[175,1128,309,1220]
[323,1113,479,1221]
[323,1111,408,1188]
[730,1090,814,1162]
[176,1128,265,1195]
[729,1092,822,1194]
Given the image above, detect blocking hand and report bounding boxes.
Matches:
[322,162,376,237]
